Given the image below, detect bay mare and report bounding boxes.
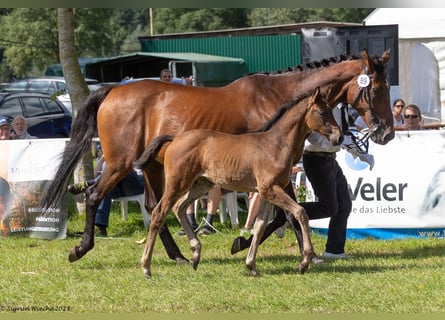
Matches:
[134,88,343,277]
[40,49,393,265]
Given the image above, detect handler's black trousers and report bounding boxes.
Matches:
[301,152,352,254]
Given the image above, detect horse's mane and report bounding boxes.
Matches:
[249,52,384,76]
[252,92,311,133]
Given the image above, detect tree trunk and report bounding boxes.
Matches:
[57,8,93,213]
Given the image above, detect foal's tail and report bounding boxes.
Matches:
[40,85,114,209]
[133,134,174,169]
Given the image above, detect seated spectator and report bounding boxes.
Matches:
[160,69,173,82]
[403,104,424,131]
[392,99,405,128]
[11,116,37,139]
[0,116,11,140]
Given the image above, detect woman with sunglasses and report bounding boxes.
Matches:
[392,99,405,128]
[403,104,424,130]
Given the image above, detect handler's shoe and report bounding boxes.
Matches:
[311,254,326,265]
[95,226,108,237]
[322,251,352,259]
[198,225,216,236]
[68,181,88,195]
[230,236,251,255]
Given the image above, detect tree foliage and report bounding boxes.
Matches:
[0,8,374,81]
[153,8,249,34]
[0,8,148,80]
[248,8,373,26]
[0,9,59,79]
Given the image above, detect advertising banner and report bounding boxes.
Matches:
[309,130,445,239]
[0,139,67,239]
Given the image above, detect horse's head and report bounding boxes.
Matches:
[345,49,394,145]
[307,87,343,146]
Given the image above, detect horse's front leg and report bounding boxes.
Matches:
[245,199,273,277]
[292,205,313,274]
[266,185,313,274]
[69,186,100,262]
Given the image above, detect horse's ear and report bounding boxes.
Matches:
[361,49,373,73]
[308,87,320,110]
[381,49,391,65]
[313,86,321,101]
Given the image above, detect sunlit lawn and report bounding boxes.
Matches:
[1,203,444,314]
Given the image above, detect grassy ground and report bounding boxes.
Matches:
[1,202,445,314]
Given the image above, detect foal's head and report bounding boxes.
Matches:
[306,87,343,146]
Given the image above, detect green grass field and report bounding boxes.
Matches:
[1,203,444,315]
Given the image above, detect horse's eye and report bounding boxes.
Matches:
[318,109,328,120]
[372,87,381,94]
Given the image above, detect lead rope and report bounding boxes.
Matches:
[341,103,371,154]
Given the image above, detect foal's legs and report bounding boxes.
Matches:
[255,185,313,274]
[172,178,214,270]
[144,167,188,263]
[174,196,201,269]
[231,183,300,254]
[141,178,213,277]
[141,195,175,278]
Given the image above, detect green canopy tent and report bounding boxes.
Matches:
[45,52,247,87]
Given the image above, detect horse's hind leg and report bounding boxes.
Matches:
[173,195,201,270]
[173,179,213,270]
[68,184,101,262]
[69,165,129,262]
[144,166,188,264]
[141,192,179,278]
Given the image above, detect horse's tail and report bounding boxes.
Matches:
[40,85,114,209]
[133,134,174,169]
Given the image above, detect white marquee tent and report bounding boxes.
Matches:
[364,8,445,122]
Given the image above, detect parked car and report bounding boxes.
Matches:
[0,92,72,138]
[1,76,99,112]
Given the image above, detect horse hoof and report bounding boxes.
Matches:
[230,237,242,254]
[247,268,261,277]
[68,247,80,263]
[249,271,261,277]
[190,260,199,270]
[298,263,308,275]
[143,268,151,279]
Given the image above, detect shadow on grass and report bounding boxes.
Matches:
[206,240,445,276]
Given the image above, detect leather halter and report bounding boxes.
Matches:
[343,65,386,154]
